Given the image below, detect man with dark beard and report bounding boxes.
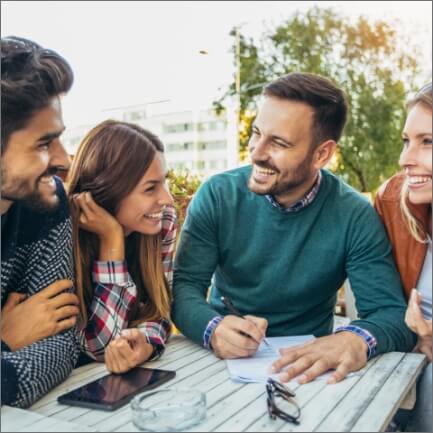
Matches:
[1,36,80,408]
[172,73,416,385]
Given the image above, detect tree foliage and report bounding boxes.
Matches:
[215,7,421,191]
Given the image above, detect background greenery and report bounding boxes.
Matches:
[167,169,202,230]
[214,7,422,192]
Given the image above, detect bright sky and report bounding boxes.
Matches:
[2,1,432,129]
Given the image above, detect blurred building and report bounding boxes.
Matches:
[61,103,238,178]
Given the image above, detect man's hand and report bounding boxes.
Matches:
[271,332,368,385]
[105,329,154,373]
[210,315,268,359]
[1,279,79,351]
[406,289,432,361]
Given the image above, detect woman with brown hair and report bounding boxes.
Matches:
[375,82,432,432]
[67,119,176,373]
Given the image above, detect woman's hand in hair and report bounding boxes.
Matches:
[73,192,125,261]
[405,289,432,361]
[104,329,154,373]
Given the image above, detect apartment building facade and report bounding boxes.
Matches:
[61,104,238,178]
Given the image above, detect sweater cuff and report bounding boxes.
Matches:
[335,324,377,359]
[203,316,224,350]
[92,260,132,285]
[1,357,19,405]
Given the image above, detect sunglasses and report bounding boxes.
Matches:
[266,378,301,425]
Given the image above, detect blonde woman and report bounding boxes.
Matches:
[375,82,432,432]
[67,120,176,373]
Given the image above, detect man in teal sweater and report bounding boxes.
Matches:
[172,73,416,384]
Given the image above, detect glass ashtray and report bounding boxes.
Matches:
[131,388,206,431]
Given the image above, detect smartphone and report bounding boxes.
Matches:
[57,367,176,411]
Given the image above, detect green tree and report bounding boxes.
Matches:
[215,7,421,192]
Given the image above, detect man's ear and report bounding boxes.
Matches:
[312,140,337,170]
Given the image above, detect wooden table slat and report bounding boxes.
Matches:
[278,357,382,432]
[3,336,427,433]
[0,407,94,432]
[350,353,428,432]
[315,352,405,432]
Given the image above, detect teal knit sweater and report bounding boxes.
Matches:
[172,166,416,354]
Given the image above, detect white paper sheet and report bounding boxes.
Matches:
[225,335,354,385]
[226,335,314,383]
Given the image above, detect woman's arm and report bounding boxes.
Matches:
[79,261,137,361]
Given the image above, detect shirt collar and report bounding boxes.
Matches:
[265,171,322,213]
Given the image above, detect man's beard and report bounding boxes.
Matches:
[249,150,315,197]
[1,166,61,213]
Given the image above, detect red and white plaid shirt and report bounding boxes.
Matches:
[79,205,177,361]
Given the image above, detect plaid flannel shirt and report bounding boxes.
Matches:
[80,205,177,361]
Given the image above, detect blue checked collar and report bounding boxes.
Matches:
[265,171,322,213]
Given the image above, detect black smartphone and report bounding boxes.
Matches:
[57,367,176,411]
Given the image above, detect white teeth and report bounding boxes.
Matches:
[408,176,432,185]
[255,166,275,175]
[144,212,163,219]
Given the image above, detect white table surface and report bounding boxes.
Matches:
[2,335,427,432]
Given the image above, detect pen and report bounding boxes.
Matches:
[221,296,272,350]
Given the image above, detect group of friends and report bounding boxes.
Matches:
[1,37,431,432]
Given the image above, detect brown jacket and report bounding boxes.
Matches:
[374,173,431,300]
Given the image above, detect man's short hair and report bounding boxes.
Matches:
[1,36,74,151]
[264,73,348,148]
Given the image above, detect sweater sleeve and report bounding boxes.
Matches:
[1,341,19,405]
[1,327,80,408]
[172,181,223,345]
[345,203,417,354]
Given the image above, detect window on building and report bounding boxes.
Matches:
[166,142,194,151]
[203,140,226,150]
[163,123,193,134]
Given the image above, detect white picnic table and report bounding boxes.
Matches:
[1,335,427,432]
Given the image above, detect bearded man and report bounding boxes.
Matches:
[172,72,416,384]
[1,36,80,407]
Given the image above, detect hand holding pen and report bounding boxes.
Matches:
[209,296,269,359]
[221,296,272,350]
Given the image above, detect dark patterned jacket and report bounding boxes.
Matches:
[1,177,80,408]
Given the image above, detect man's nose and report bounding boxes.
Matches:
[50,138,71,171]
[249,138,269,163]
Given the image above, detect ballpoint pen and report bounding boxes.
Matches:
[221,296,273,350]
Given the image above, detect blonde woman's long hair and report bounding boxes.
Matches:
[400,82,432,243]
[67,120,171,324]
